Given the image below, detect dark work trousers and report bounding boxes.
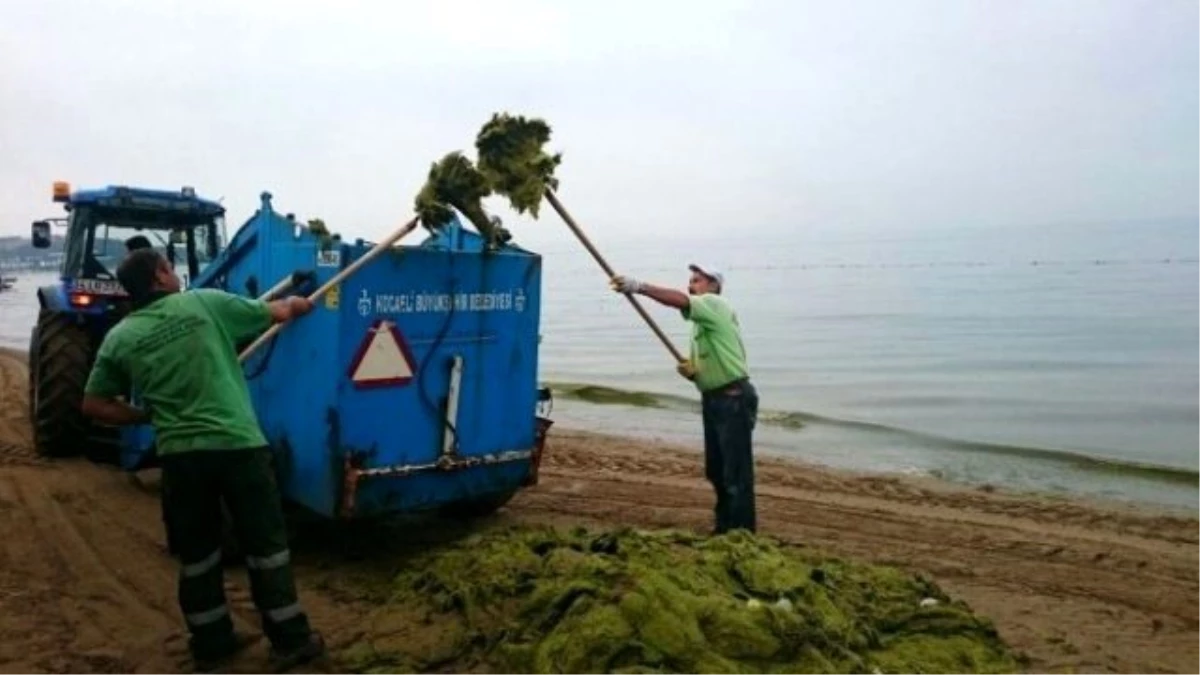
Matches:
[160,446,313,660]
[701,378,759,534]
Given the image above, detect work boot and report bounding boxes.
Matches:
[268,631,327,672]
[191,631,257,673]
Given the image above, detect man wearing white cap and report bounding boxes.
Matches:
[610,263,758,534]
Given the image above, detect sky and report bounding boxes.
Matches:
[0,0,1196,249]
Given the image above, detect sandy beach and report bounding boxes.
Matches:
[0,346,1196,673]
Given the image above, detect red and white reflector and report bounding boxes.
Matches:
[347,319,417,389]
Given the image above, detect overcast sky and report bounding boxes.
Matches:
[1,0,1196,246]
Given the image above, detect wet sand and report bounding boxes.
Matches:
[0,347,1196,673]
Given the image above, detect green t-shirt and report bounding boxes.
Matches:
[84,288,273,455]
[682,293,749,392]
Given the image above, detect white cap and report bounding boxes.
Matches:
[688,263,725,290]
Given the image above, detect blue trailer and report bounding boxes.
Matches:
[120,191,553,521]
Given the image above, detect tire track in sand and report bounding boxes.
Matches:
[0,462,291,673]
[0,348,38,467]
[0,350,295,673]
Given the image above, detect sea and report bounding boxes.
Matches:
[2,217,1197,512]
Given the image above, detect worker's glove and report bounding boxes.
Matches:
[676,359,697,380]
[610,275,643,294]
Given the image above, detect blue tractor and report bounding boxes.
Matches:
[27,181,226,462]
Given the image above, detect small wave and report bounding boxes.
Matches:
[547,382,807,430]
[917,434,1200,485]
[551,383,674,410]
[544,381,1199,485]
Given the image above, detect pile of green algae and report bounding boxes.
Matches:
[338,525,1019,674]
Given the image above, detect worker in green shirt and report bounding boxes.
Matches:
[610,263,758,534]
[80,248,326,672]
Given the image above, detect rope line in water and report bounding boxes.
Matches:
[534,251,1198,272]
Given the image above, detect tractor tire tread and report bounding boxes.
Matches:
[30,311,92,458]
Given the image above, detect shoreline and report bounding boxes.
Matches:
[545,383,1200,515]
[3,340,1195,516]
[547,425,1200,521]
[0,346,1197,672]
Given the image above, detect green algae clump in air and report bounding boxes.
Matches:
[412,112,561,247]
[475,112,563,218]
[340,526,1018,674]
[413,150,510,245]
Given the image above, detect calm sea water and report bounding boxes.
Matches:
[2,218,1196,511]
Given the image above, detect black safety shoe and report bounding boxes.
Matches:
[191,631,257,672]
[268,631,327,672]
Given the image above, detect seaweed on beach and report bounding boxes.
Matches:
[551,383,667,409]
[546,382,808,430]
[338,525,1018,674]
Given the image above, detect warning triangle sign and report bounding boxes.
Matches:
[348,320,417,389]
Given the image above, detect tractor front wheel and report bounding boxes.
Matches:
[29,310,91,458]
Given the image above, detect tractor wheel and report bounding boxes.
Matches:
[26,329,36,425]
[29,310,91,458]
[439,490,519,520]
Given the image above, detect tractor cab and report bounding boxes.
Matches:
[32,182,225,303]
[27,181,227,462]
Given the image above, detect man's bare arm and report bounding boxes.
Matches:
[266,296,315,323]
[611,276,690,310]
[636,284,690,310]
[81,395,150,426]
[608,275,697,380]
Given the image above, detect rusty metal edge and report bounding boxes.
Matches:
[339,447,539,519]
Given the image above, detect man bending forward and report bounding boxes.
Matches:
[81,248,325,671]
